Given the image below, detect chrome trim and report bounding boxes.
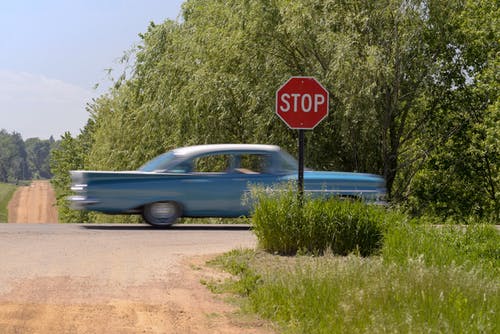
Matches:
[305,189,380,193]
[68,196,100,210]
[71,184,87,192]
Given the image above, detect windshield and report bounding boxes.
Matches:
[138,151,177,172]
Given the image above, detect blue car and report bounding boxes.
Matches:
[69,144,386,227]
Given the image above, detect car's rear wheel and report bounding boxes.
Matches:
[142,201,181,227]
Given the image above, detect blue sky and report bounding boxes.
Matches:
[0,0,184,139]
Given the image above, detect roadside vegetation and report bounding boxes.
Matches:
[0,182,17,222]
[206,190,499,333]
[247,184,402,256]
[209,246,498,334]
[50,0,498,224]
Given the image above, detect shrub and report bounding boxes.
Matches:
[248,183,398,256]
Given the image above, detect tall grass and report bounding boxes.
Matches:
[211,246,499,334]
[383,222,500,277]
[0,182,17,222]
[248,184,401,256]
[208,190,499,333]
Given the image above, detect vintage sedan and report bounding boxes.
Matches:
[69,144,386,227]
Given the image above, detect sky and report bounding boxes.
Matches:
[0,0,184,140]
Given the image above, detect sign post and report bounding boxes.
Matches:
[276,76,329,195]
[298,129,305,197]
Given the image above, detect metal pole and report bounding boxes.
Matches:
[298,129,304,199]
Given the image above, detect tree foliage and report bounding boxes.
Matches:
[0,129,55,183]
[50,120,95,223]
[407,0,499,220]
[52,0,498,222]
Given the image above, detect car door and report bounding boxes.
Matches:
[176,153,234,216]
[178,152,277,217]
[226,152,277,215]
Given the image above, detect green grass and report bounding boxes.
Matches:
[203,186,500,332]
[248,183,403,256]
[383,222,500,277]
[207,223,500,334]
[0,182,17,222]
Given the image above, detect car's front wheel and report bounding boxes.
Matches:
[142,201,181,227]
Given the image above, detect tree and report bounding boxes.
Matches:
[53,0,498,221]
[25,138,54,179]
[0,130,30,182]
[407,0,499,221]
[50,120,95,223]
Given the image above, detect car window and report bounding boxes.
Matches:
[276,150,298,172]
[167,161,192,173]
[235,154,271,174]
[192,154,231,173]
[138,152,177,172]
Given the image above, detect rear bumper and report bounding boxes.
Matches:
[68,196,100,210]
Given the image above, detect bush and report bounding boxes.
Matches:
[248,184,398,256]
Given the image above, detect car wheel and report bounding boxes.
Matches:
[142,201,181,227]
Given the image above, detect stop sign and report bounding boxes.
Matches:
[276,77,329,129]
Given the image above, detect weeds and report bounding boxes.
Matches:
[383,222,500,277]
[248,183,401,256]
[211,248,499,334]
[208,187,499,333]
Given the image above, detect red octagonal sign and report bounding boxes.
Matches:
[276,76,329,129]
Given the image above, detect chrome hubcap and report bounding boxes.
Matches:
[151,202,175,219]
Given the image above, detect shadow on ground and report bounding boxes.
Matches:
[80,224,252,231]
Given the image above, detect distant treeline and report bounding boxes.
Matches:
[0,129,57,182]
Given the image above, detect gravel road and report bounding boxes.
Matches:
[0,223,270,333]
[7,180,58,223]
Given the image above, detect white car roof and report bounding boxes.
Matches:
[172,144,281,157]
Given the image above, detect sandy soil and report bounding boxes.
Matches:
[3,182,272,333]
[7,180,58,223]
[0,255,270,334]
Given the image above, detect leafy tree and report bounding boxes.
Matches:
[0,130,30,182]
[25,137,54,179]
[407,0,499,221]
[53,0,498,221]
[50,120,95,223]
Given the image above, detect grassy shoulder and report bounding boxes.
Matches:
[208,223,499,333]
[0,182,17,222]
[208,243,499,333]
[205,188,499,333]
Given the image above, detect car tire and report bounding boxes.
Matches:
[142,201,181,227]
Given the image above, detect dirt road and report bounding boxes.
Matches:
[7,180,58,223]
[0,224,270,333]
[4,182,271,333]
